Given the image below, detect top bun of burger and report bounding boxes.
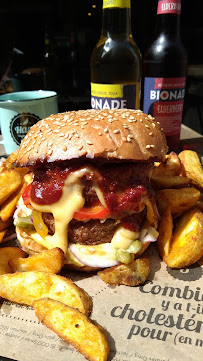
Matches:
[15,109,167,167]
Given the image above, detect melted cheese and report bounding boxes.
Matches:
[27,166,156,267]
[111,226,139,250]
[30,167,89,254]
[93,180,108,208]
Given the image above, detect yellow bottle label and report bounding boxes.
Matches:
[103,0,130,9]
[91,82,140,109]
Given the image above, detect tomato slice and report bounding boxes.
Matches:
[22,183,32,206]
[74,205,110,221]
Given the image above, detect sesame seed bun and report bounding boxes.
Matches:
[15,109,168,167]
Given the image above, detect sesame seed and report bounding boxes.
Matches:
[146,144,155,149]
[62,145,67,152]
[113,129,120,134]
[145,124,150,129]
[87,140,93,145]
[78,145,83,150]
[98,132,102,136]
[127,135,133,142]
[122,137,127,142]
[149,132,153,136]
[104,128,108,133]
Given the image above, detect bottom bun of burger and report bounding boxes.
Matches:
[16,226,47,255]
[15,226,104,272]
[15,224,150,272]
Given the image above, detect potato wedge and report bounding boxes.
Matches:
[152,152,182,177]
[0,183,27,221]
[4,149,19,169]
[179,150,203,191]
[0,229,7,243]
[0,247,27,275]
[0,271,92,316]
[98,257,150,286]
[164,208,203,268]
[0,169,22,205]
[156,187,200,217]
[9,247,65,274]
[157,207,173,259]
[151,175,191,190]
[34,298,109,361]
[0,217,13,232]
[197,257,203,266]
[196,194,203,212]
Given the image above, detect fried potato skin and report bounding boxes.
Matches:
[156,187,200,217]
[0,247,27,275]
[152,152,182,177]
[0,271,92,316]
[34,298,109,361]
[98,257,150,286]
[163,208,203,268]
[179,150,203,191]
[151,175,191,190]
[9,247,65,274]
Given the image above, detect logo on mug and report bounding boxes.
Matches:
[10,113,40,145]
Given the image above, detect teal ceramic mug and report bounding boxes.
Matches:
[0,90,58,154]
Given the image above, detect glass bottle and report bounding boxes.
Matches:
[90,0,141,110]
[141,0,188,150]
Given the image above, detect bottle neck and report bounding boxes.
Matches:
[101,7,132,37]
[155,0,181,37]
[155,13,180,37]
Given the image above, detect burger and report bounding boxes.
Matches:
[14,109,168,271]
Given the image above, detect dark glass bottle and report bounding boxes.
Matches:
[90,0,141,110]
[141,0,187,150]
[43,31,58,91]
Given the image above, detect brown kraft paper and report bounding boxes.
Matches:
[0,244,202,361]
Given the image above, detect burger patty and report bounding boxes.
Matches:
[42,209,146,246]
[42,212,120,245]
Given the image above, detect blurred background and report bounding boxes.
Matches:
[0,0,203,134]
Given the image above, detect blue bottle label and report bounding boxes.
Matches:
[143,76,186,136]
